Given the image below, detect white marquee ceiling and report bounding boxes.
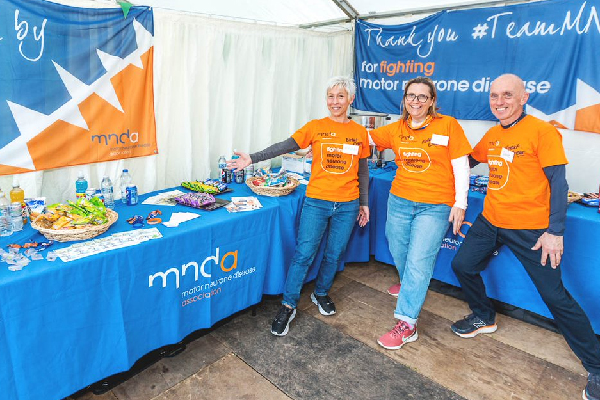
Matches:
[129,0,535,28]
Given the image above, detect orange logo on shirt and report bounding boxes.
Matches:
[398,146,431,173]
[487,156,510,190]
[319,143,354,174]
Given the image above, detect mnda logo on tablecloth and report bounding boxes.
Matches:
[148,247,238,289]
[440,221,472,252]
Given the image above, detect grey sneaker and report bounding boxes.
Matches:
[311,293,336,316]
[271,306,296,336]
[584,373,600,400]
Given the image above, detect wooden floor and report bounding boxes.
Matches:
[68,259,588,400]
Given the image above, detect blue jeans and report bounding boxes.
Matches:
[385,193,450,325]
[282,197,359,308]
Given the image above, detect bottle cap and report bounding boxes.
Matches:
[78,171,84,178]
[123,169,129,172]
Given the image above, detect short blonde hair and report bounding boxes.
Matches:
[326,76,356,97]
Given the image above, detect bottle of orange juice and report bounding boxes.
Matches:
[9,179,25,223]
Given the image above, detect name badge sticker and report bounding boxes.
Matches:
[343,144,359,155]
[431,134,449,146]
[500,147,514,163]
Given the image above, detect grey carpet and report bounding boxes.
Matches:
[212,297,465,400]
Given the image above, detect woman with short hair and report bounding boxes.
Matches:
[230,76,370,336]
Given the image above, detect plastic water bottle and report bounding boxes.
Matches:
[10,179,25,224]
[76,172,88,199]
[9,181,24,205]
[218,155,227,179]
[0,191,12,237]
[0,191,11,207]
[119,169,132,204]
[101,176,115,209]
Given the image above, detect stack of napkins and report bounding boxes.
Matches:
[142,190,185,206]
[163,212,201,227]
[225,197,262,213]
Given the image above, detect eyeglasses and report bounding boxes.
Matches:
[405,93,430,103]
[489,92,514,101]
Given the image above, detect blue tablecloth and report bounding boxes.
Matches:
[366,171,600,334]
[0,183,327,400]
[2,171,598,400]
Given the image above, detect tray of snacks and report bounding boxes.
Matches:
[181,180,231,194]
[173,192,230,211]
[246,170,299,197]
[30,198,118,242]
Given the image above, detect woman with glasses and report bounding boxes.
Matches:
[369,76,473,350]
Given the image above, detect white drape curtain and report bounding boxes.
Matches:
[152,11,353,187]
[2,2,353,203]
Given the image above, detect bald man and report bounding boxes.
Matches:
[450,74,600,400]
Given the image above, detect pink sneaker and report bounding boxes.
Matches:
[377,320,418,349]
[387,283,401,297]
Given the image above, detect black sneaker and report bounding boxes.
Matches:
[584,373,600,400]
[271,305,296,336]
[311,293,336,316]
[451,313,497,338]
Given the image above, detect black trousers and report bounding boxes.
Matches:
[452,214,600,374]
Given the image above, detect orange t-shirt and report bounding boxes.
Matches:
[292,118,370,202]
[370,114,472,207]
[472,115,568,229]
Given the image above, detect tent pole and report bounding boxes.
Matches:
[331,0,359,19]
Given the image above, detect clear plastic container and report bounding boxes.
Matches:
[0,192,12,236]
[244,164,255,178]
[9,202,22,231]
[0,210,12,236]
[0,192,10,208]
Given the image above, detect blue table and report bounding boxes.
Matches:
[4,171,598,400]
[366,170,600,334]
[0,183,325,400]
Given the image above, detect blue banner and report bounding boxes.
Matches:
[354,0,600,134]
[0,0,157,175]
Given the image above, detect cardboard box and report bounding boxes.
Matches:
[282,153,311,175]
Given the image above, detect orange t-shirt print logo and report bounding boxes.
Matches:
[398,146,431,173]
[487,155,510,190]
[319,142,354,174]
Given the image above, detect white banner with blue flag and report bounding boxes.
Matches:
[0,0,157,175]
[354,0,600,134]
